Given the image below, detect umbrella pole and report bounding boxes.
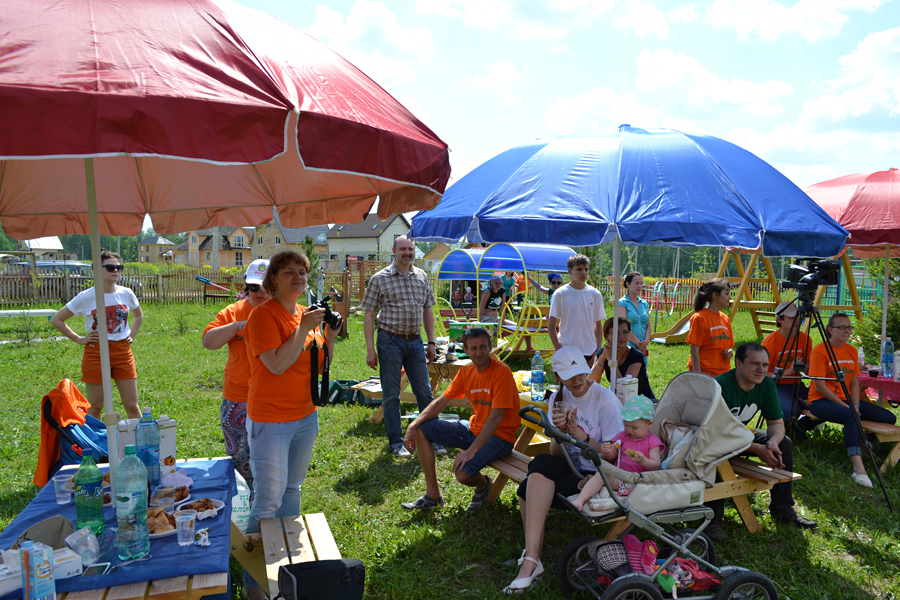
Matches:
[85,157,121,501]
[610,234,620,394]
[883,245,890,345]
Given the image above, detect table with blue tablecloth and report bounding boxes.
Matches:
[0,458,234,600]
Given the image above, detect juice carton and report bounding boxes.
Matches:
[615,376,639,406]
[119,416,177,476]
[19,541,55,600]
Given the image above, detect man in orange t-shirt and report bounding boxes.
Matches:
[201,259,271,493]
[401,328,520,511]
[761,300,813,424]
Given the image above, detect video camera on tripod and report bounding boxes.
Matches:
[780,259,841,300]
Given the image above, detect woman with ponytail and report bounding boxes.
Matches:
[685,278,734,377]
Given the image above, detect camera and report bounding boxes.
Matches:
[780,258,841,299]
[310,296,343,331]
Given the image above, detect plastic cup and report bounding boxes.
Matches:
[53,474,73,505]
[174,509,196,547]
[156,485,176,513]
[869,368,880,378]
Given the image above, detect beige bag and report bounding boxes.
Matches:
[12,515,75,549]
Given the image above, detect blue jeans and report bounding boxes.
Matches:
[378,332,434,446]
[776,383,808,420]
[418,419,514,478]
[808,400,896,456]
[243,411,319,589]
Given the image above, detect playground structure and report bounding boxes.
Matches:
[435,243,574,361]
[651,249,864,345]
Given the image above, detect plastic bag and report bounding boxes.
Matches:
[66,527,100,566]
[231,470,251,533]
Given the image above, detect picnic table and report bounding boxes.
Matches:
[0,458,234,600]
[859,373,900,407]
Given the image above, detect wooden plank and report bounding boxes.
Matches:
[146,576,189,600]
[487,473,510,504]
[259,517,290,599]
[729,461,783,484]
[704,478,771,501]
[105,581,150,600]
[881,442,900,474]
[230,522,267,591]
[65,590,108,600]
[282,516,316,563]
[604,520,630,540]
[305,513,342,560]
[861,420,900,440]
[186,573,227,600]
[732,493,762,533]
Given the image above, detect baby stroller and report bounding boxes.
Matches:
[520,372,778,599]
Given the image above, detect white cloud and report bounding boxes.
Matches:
[473,59,522,89]
[415,0,513,29]
[502,93,524,108]
[799,27,900,129]
[706,0,887,43]
[635,48,793,116]
[614,0,671,38]
[669,4,697,22]
[512,22,568,42]
[305,1,436,87]
[545,87,673,133]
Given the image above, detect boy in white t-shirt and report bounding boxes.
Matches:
[548,254,606,365]
[50,249,143,418]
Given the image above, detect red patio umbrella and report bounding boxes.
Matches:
[0,0,450,488]
[805,168,899,344]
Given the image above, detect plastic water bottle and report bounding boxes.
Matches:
[858,346,865,369]
[115,444,150,561]
[883,337,895,379]
[136,407,160,489]
[74,449,105,535]
[531,351,545,402]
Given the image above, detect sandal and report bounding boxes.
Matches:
[503,556,543,595]
[400,494,444,510]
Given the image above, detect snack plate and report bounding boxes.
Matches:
[149,528,177,539]
[179,498,225,519]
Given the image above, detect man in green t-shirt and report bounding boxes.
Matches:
[706,343,816,539]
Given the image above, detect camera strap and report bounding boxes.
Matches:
[309,338,330,407]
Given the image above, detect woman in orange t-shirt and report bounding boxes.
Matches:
[685,278,734,377]
[807,313,896,488]
[240,251,338,594]
[201,259,271,495]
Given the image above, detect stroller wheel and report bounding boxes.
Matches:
[600,574,663,600]
[556,536,602,595]
[664,528,716,566]
[714,570,778,600]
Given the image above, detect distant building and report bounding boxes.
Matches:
[137,235,175,263]
[17,237,75,260]
[253,208,329,266]
[421,242,451,272]
[181,227,255,268]
[326,214,410,269]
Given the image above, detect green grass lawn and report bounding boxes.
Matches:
[1,303,899,599]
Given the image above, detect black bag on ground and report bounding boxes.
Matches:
[277,559,365,600]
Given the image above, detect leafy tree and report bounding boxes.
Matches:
[301,234,320,294]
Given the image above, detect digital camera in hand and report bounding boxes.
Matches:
[310,297,343,330]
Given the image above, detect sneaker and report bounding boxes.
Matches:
[401,494,444,511]
[433,443,448,456]
[703,520,730,542]
[390,443,411,458]
[772,510,818,530]
[851,472,874,488]
[468,476,492,510]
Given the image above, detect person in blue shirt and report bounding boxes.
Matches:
[617,271,650,360]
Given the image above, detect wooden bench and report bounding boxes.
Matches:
[861,419,900,473]
[203,283,231,304]
[487,396,552,503]
[231,513,341,599]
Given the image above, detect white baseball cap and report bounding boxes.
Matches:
[775,300,797,318]
[552,346,592,381]
[245,259,269,285]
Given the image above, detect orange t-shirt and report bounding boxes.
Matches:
[807,342,860,403]
[516,275,527,293]
[203,299,256,403]
[443,357,521,443]
[761,329,812,385]
[244,299,325,423]
[685,308,734,377]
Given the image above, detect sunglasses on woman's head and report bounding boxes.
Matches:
[102,264,124,272]
[247,284,263,293]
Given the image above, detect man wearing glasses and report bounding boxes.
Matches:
[401,328,520,510]
[362,236,444,458]
[705,342,817,540]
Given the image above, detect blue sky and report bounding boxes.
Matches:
[234,0,899,193]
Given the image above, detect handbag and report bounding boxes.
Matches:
[277,559,365,600]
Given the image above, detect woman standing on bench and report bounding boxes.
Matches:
[507,347,623,594]
[807,313,896,488]
[241,250,339,599]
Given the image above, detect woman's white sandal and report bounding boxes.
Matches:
[503,556,544,594]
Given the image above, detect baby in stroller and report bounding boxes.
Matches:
[571,395,663,513]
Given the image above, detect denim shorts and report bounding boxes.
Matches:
[418,419,513,478]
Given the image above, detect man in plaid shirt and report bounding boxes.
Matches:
[362,236,445,457]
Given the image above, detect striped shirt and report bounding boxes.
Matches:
[360,263,436,336]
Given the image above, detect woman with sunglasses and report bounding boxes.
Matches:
[528,272,564,301]
[807,313,896,488]
[201,259,271,498]
[50,248,143,419]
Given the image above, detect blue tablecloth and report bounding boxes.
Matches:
[0,459,234,598]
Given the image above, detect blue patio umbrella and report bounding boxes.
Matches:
[410,125,849,392]
[410,126,849,257]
